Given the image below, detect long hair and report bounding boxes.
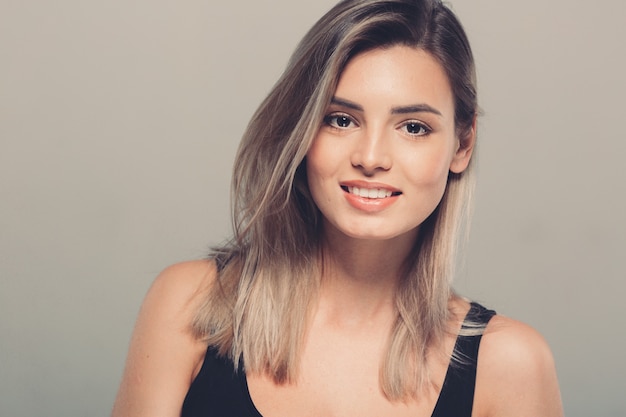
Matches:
[193,0,478,400]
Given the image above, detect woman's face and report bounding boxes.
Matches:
[306,45,473,242]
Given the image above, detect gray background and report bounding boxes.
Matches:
[1,0,624,416]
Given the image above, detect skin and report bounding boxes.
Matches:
[112,46,563,417]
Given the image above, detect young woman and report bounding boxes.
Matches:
[112,0,563,416]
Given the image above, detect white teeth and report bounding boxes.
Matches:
[348,187,393,199]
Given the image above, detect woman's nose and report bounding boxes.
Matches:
[349,130,392,175]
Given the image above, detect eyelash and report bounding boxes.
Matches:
[401,121,432,137]
[323,113,357,129]
[322,112,432,137]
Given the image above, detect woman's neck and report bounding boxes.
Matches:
[315,223,418,328]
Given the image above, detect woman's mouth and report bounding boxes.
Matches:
[341,185,402,199]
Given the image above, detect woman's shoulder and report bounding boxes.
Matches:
[111,260,216,417]
[473,312,564,417]
[141,259,218,330]
[150,259,217,303]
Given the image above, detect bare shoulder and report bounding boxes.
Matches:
[111,259,217,417]
[149,259,217,307]
[135,260,217,341]
[473,314,564,417]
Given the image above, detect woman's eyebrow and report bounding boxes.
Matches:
[391,104,442,116]
[330,96,363,111]
[331,97,442,117]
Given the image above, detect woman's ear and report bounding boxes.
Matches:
[449,116,477,174]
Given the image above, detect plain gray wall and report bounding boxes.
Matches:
[1,0,624,416]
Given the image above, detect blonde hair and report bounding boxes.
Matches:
[193,0,479,401]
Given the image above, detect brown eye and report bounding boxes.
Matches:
[324,114,355,129]
[404,122,430,136]
[335,116,351,128]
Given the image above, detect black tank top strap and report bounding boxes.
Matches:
[181,346,261,417]
[430,302,496,417]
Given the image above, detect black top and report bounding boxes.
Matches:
[182,302,495,417]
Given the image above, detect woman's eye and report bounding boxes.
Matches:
[324,114,354,129]
[403,122,430,136]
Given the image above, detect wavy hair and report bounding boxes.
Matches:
[193,0,478,400]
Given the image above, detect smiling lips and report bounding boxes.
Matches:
[340,183,401,212]
[342,186,400,199]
